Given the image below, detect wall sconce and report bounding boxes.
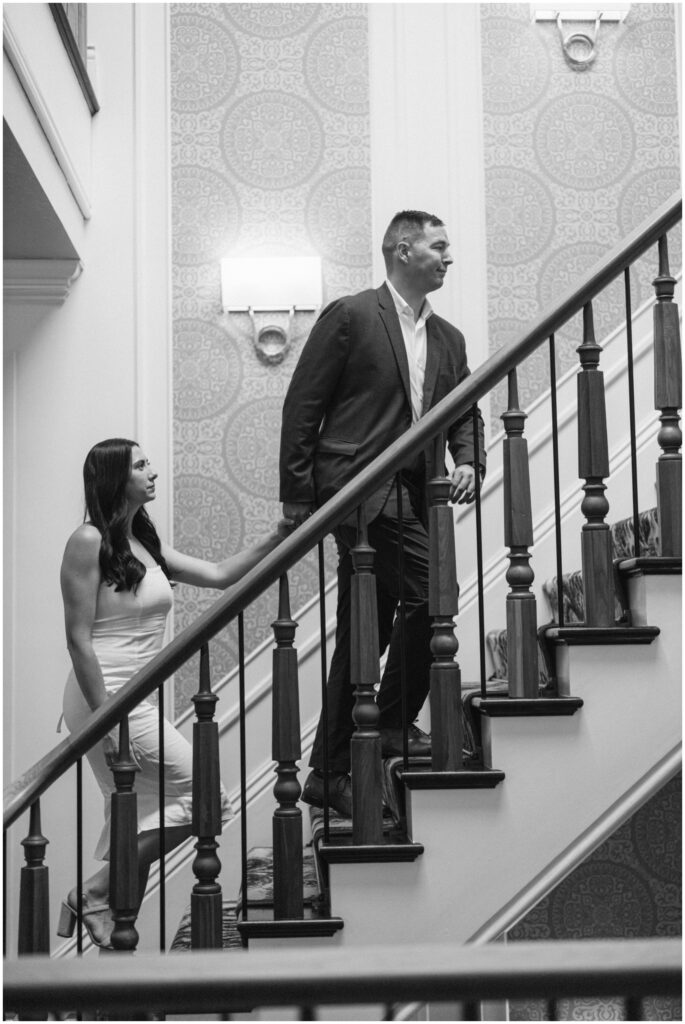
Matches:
[220,255,322,365]
[532,5,630,69]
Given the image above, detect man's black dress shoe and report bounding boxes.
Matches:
[301,769,353,818]
[380,723,432,758]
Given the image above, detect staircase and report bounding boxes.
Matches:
[3,196,682,1019]
[166,510,678,954]
[313,559,680,951]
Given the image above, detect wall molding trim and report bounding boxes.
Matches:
[3,258,83,304]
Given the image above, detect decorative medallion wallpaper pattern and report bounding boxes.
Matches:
[508,773,681,1021]
[480,3,681,434]
[170,4,371,708]
[169,3,680,708]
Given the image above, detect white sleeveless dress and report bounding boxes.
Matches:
[63,565,233,860]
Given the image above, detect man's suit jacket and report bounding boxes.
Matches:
[279,283,486,525]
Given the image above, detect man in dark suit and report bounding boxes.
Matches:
[279,210,486,816]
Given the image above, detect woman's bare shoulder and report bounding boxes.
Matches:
[63,523,102,565]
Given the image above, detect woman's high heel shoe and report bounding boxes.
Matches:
[57,890,114,949]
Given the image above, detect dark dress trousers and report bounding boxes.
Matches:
[279,283,486,773]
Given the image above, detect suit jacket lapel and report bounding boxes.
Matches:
[377,284,412,410]
[422,316,441,413]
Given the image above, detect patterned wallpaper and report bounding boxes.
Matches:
[508,773,682,1021]
[480,3,681,432]
[169,3,371,707]
[169,3,681,706]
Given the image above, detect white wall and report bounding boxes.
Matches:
[368,3,490,429]
[3,3,171,953]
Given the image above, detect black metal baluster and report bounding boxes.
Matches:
[76,757,83,956]
[625,995,644,1020]
[383,1005,395,1022]
[158,682,166,951]
[396,474,408,769]
[238,614,248,947]
[624,267,641,556]
[3,829,6,956]
[317,540,330,844]
[472,407,487,700]
[547,998,558,1020]
[549,335,565,627]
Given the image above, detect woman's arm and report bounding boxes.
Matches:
[60,524,109,712]
[162,519,293,590]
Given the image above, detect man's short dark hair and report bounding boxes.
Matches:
[382,210,444,269]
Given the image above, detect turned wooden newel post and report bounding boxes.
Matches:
[502,370,539,698]
[271,574,303,919]
[18,800,50,955]
[110,716,140,952]
[428,434,462,770]
[350,504,383,845]
[653,234,682,556]
[191,643,223,949]
[577,301,615,627]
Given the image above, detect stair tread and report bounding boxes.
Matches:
[316,835,424,864]
[170,899,242,952]
[236,916,344,939]
[170,846,336,950]
[235,845,320,906]
[474,696,584,716]
[543,624,660,644]
[399,765,506,788]
[619,555,682,575]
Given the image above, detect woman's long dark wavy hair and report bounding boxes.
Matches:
[83,438,171,592]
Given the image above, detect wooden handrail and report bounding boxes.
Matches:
[4,938,681,1014]
[4,193,681,831]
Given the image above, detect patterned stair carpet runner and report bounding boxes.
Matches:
[169,846,320,950]
[486,508,659,688]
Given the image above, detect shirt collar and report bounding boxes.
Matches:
[385,280,433,324]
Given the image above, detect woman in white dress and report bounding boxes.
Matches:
[58,437,291,949]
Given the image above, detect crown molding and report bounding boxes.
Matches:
[4,258,83,304]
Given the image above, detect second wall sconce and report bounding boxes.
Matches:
[532,5,630,69]
[220,255,322,365]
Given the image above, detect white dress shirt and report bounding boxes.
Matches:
[386,279,433,422]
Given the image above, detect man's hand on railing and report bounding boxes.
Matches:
[276,517,297,538]
[449,463,477,505]
[282,501,315,527]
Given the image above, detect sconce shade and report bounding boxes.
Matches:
[532,4,629,21]
[220,255,322,312]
